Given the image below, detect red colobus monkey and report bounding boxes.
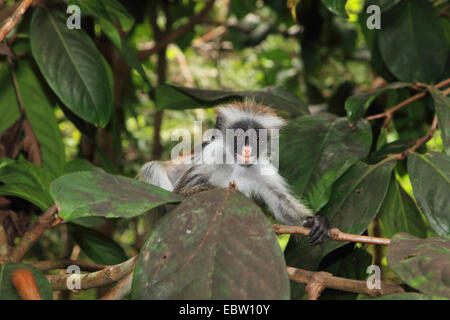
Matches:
[139,100,329,245]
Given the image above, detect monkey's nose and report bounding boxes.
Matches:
[242,145,252,157]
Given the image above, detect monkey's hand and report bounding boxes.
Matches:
[303,216,330,246]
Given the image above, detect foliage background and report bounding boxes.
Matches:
[0,0,449,300]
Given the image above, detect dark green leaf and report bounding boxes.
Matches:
[30,8,113,127]
[67,223,127,265]
[0,161,54,210]
[408,152,450,237]
[280,114,372,212]
[155,84,309,117]
[132,188,290,299]
[0,63,20,135]
[49,170,183,222]
[345,82,409,124]
[285,159,396,275]
[15,60,66,176]
[378,0,448,83]
[0,263,53,300]
[429,87,450,155]
[63,159,103,174]
[387,233,450,299]
[378,174,428,238]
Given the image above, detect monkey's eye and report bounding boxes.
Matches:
[234,132,242,138]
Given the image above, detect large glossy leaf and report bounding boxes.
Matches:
[50,170,183,222]
[0,63,20,135]
[378,0,448,83]
[345,82,409,124]
[70,0,147,83]
[67,223,127,265]
[280,114,372,212]
[285,159,396,281]
[0,263,53,300]
[321,0,347,17]
[155,84,309,117]
[387,233,450,299]
[30,8,113,128]
[378,174,428,238]
[408,152,450,237]
[0,161,54,210]
[15,60,65,176]
[132,188,290,299]
[429,87,450,155]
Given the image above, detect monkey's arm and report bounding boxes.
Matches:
[256,177,329,245]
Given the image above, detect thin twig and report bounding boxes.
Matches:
[391,114,438,160]
[31,259,106,272]
[287,266,404,299]
[0,0,33,42]
[47,256,137,291]
[137,0,216,61]
[273,225,391,246]
[9,204,61,263]
[100,272,133,300]
[365,78,450,127]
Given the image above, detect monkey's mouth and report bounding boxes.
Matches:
[237,153,256,164]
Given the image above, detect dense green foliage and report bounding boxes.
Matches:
[0,0,449,300]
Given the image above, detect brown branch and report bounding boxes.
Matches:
[0,0,33,42]
[9,204,61,263]
[100,272,133,300]
[47,256,137,291]
[273,225,391,246]
[287,266,404,298]
[391,114,438,160]
[11,268,42,300]
[365,78,450,127]
[137,0,216,61]
[31,259,106,272]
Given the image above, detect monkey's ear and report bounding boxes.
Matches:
[214,114,225,130]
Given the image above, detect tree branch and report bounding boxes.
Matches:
[287,266,404,299]
[0,0,33,42]
[391,114,438,160]
[273,225,391,246]
[100,272,133,300]
[9,204,61,263]
[31,259,106,272]
[137,0,216,61]
[47,256,137,291]
[365,78,450,127]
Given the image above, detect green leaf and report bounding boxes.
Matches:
[378,174,428,238]
[319,247,373,300]
[155,84,309,117]
[408,152,450,237]
[49,170,183,222]
[321,0,347,17]
[0,161,54,210]
[345,82,410,124]
[30,8,113,128]
[429,87,450,155]
[62,159,103,174]
[378,0,448,83]
[387,233,450,299]
[16,60,66,176]
[71,0,147,83]
[67,223,127,265]
[0,263,53,300]
[374,292,432,300]
[285,159,396,277]
[0,63,20,135]
[132,188,290,299]
[280,114,372,212]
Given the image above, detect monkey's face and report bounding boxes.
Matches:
[227,119,267,166]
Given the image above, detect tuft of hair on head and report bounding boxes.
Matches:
[215,98,286,130]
